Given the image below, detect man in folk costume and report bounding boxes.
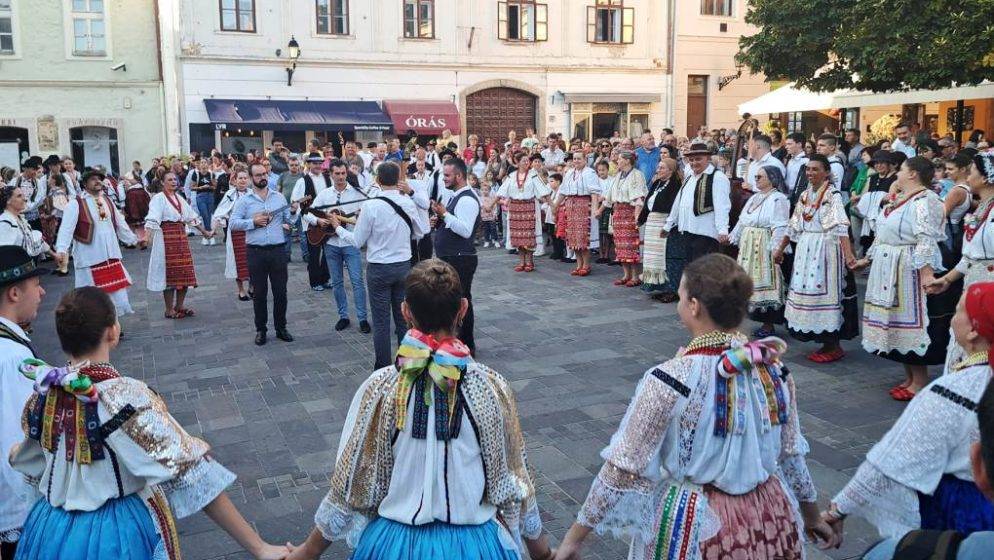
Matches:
[8,156,43,231]
[54,168,137,318]
[291,153,332,291]
[662,142,731,294]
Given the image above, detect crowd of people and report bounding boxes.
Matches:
[0,118,993,560]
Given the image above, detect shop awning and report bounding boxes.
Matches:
[383,100,461,135]
[738,81,994,115]
[203,99,393,131]
[562,92,661,104]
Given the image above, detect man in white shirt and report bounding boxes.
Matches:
[308,159,370,334]
[358,142,375,171]
[8,156,43,230]
[816,133,848,194]
[329,162,427,369]
[891,122,917,158]
[292,153,332,290]
[783,132,810,208]
[0,246,46,560]
[540,134,565,170]
[746,134,786,192]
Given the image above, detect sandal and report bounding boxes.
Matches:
[524,264,535,272]
[165,311,182,319]
[889,383,910,396]
[807,349,845,363]
[892,387,917,402]
[570,269,581,276]
[514,264,526,272]
[614,278,628,286]
[625,279,643,287]
[577,268,590,277]
[174,308,195,318]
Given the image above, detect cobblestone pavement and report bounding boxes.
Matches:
[27,240,912,560]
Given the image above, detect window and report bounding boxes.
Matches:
[219,0,254,32]
[316,0,348,35]
[69,0,106,56]
[0,0,13,54]
[70,126,119,175]
[404,0,433,39]
[701,0,733,17]
[787,112,803,133]
[587,0,633,44]
[497,1,547,42]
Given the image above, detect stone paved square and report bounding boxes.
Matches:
[26,241,910,560]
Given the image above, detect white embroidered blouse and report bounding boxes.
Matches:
[496,170,551,201]
[730,190,790,250]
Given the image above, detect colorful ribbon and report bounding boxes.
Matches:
[394,329,472,437]
[719,337,787,378]
[714,337,788,438]
[19,358,97,403]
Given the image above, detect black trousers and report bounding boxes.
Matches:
[411,234,434,264]
[2,541,16,560]
[307,242,330,287]
[247,245,288,333]
[439,254,478,353]
[684,231,720,263]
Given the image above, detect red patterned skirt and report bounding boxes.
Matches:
[161,221,197,288]
[700,477,803,560]
[555,203,568,239]
[612,202,641,263]
[231,229,249,281]
[90,259,132,294]
[508,198,537,249]
[563,195,592,250]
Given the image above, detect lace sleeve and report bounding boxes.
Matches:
[833,462,919,538]
[160,457,236,519]
[821,192,850,235]
[910,196,946,271]
[779,454,816,503]
[777,374,815,503]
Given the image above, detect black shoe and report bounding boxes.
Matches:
[359,320,371,333]
[508,249,518,255]
[275,329,294,342]
[255,331,267,345]
[562,257,577,263]
[335,318,351,331]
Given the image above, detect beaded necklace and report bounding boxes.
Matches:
[94,194,109,221]
[801,183,830,222]
[680,330,736,356]
[952,351,989,372]
[965,196,994,242]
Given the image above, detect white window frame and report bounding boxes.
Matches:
[63,0,111,60]
[0,0,20,58]
[700,0,734,17]
[316,0,349,36]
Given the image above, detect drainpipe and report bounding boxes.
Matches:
[666,0,676,128]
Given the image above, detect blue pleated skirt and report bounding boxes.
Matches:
[351,517,520,560]
[15,495,162,560]
[919,474,994,534]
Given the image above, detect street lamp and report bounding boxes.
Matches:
[284,36,300,86]
[718,58,744,91]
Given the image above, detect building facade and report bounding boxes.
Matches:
[162,0,673,154]
[0,0,165,173]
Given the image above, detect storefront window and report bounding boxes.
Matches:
[70,126,119,174]
[629,113,649,137]
[221,130,263,155]
[573,114,591,141]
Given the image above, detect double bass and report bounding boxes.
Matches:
[722,114,760,259]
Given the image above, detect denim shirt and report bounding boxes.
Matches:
[229,189,291,246]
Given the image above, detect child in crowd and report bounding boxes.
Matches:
[545,172,565,260]
[480,183,499,248]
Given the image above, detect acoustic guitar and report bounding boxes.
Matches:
[305,208,357,246]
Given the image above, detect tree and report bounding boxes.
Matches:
[738,0,994,92]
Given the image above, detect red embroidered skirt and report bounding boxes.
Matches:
[125,188,151,226]
[563,196,592,250]
[161,221,197,288]
[231,229,249,281]
[90,259,132,294]
[700,477,803,560]
[612,202,640,263]
[508,199,537,249]
[555,203,568,239]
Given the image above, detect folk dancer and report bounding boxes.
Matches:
[212,166,252,301]
[8,156,43,231]
[661,143,731,295]
[773,154,860,363]
[326,162,427,369]
[556,254,834,560]
[496,152,550,272]
[431,157,481,355]
[286,261,552,560]
[230,163,294,346]
[37,155,68,249]
[0,246,45,560]
[55,169,138,318]
[124,175,152,249]
[638,158,682,301]
[292,153,332,291]
[823,282,994,546]
[928,152,994,371]
[597,151,647,287]
[306,159,371,334]
[9,287,291,560]
[0,186,52,263]
[554,150,601,276]
[145,171,213,319]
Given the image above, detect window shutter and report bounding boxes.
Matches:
[497,1,508,40]
[536,3,547,41]
[622,7,634,43]
[586,6,596,42]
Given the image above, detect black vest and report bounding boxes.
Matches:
[434,189,480,257]
[0,321,36,358]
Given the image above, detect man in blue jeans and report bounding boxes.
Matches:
[307,159,370,333]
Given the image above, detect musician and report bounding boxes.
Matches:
[291,153,332,291]
[230,162,294,346]
[306,159,370,334]
[327,161,427,369]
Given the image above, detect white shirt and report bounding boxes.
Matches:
[336,189,427,264]
[665,164,732,238]
[292,173,330,231]
[9,175,43,215]
[406,177,433,227]
[55,192,136,268]
[746,152,786,192]
[892,139,917,158]
[440,185,481,240]
[496,170,551,200]
[540,147,565,168]
[558,166,602,198]
[784,154,809,193]
[0,318,35,537]
[0,211,49,256]
[304,183,368,247]
[828,155,846,191]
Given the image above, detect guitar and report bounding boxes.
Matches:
[305,208,357,246]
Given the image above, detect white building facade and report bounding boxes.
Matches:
[161,0,672,154]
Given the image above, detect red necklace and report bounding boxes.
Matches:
[965,196,994,242]
[882,189,925,218]
[165,191,183,213]
[801,184,830,222]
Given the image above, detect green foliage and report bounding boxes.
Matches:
[738,0,994,92]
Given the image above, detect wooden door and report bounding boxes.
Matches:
[687,75,709,138]
[466,87,537,144]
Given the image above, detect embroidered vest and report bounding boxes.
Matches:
[73,194,119,244]
[679,171,716,217]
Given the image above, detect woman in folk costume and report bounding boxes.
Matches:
[124,175,152,249]
[852,157,951,401]
[212,166,252,301]
[822,282,994,548]
[731,165,790,338]
[287,260,552,560]
[773,154,860,364]
[639,157,682,301]
[145,171,213,319]
[9,287,291,560]
[553,150,602,276]
[496,152,551,272]
[0,186,52,263]
[555,254,834,560]
[928,152,994,372]
[596,151,647,287]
